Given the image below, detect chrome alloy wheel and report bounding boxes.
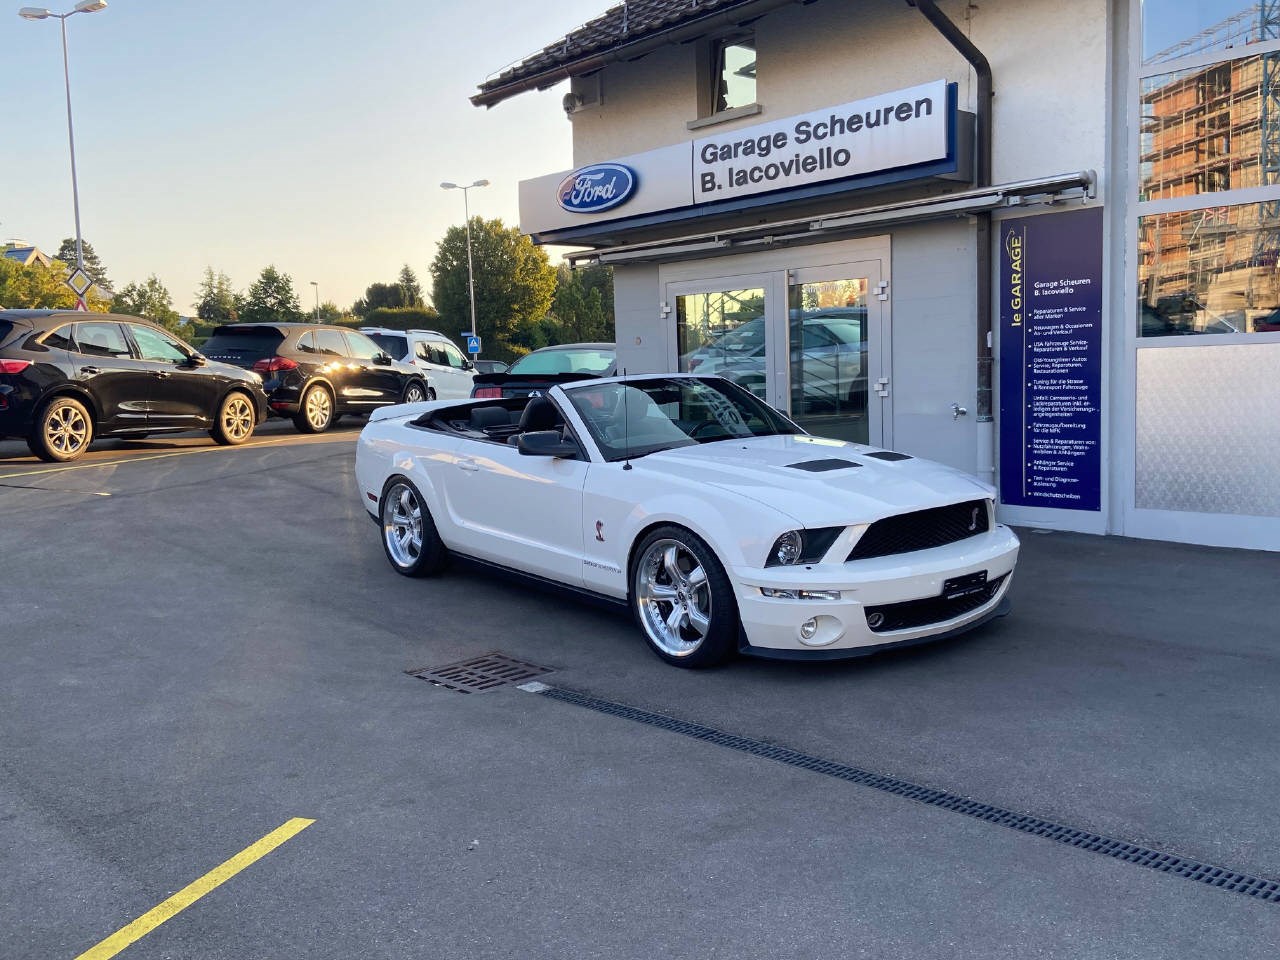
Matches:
[404,382,426,404]
[383,482,423,569]
[305,387,332,429]
[44,402,90,457]
[221,395,254,441]
[635,538,713,658]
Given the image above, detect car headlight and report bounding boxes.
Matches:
[765,527,844,566]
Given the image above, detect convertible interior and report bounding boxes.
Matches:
[413,396,567,446]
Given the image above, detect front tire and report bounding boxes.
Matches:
[293,384,334,433]
[381,478,447,577]
[28,396,93,462]
[630,525,738,668]
[402,380,427,404]
[210,391,256,445]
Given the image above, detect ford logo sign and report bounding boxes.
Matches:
[557,163,637,214]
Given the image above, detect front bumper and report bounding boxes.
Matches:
[732,525,1020,660]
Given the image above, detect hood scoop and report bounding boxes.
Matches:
[864,450,913,462]
[786,458,861,473]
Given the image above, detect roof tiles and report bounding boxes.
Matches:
[474,0,761,105]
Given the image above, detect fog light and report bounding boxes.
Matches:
[800,618,818,640]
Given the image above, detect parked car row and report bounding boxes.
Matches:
[0,310,518,461]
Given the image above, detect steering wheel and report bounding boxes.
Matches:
[689,420,728,439]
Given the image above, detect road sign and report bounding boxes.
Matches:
[466,334,482,355]
[65,267,92,297]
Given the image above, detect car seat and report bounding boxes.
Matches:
[508,396,562,445]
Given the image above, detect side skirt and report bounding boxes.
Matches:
[450,552,630,613]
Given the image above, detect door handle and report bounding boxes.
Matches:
[153,371,172,379]
[457,458,479,472]
[79,366,101,375]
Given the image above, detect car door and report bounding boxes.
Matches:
[437,409,588,585]
[342,330,404,406]
[70,320,154,433]
[126,323,219,429]
[437,340,475,400]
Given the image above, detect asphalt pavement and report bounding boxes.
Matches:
[1,427,1277,958]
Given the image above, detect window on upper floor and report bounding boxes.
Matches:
[712,34,756,114]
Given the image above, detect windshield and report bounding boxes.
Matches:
[510,346,614,375]
[565,376,799,462]
[366,333,408,360]
[201,327,285,357]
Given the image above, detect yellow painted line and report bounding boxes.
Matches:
[0,434,312,481]
[74,817,315,960]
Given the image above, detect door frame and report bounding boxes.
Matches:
[658,235,892,444]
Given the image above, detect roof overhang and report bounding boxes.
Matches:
[563,171,1098,266]
[472,0,804,108]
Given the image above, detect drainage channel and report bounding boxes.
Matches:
[519,681,1280,906]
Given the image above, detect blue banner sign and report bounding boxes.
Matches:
[999,207,1103,511]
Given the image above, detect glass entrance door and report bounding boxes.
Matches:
[786,264,882,444]
[666,259,885,446]
[673,274,780,404]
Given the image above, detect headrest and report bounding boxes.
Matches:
[469,406,511,430]
[518,396,560,432]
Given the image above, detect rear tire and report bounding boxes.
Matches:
[28,396,93,462]
[210,391,256,445]
[293,384,334,433]
[380,477,447,577]
[630,525,738,668]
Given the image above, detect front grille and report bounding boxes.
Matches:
[864,574,1007,633]
[848,499,989,561]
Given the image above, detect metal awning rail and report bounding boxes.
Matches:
[564,170,1097,266]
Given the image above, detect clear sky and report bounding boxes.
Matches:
[2,0,608,314]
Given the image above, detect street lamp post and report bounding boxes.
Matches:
[310,281,319,322]
[440,179,489,350]
[19,1,108,311]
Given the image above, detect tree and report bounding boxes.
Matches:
[398,265,424,308]
[195,268,239,324]
[54,238,110,289]
[430,217,557,361]
[112,276,184,334]
[239,266,303,325]
[0,258,110,310]
[352,282,402,317]
[550,263,614,344]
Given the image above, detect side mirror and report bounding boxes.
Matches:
[517,430,579,459]
[373,352,392,366]
[184,353,208,368]
[463,359,475,371]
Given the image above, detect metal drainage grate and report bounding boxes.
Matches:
[528,685,1280,905]
[406,653,552,694]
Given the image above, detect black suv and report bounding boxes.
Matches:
[199,323,428,433]
[0,309,268,462]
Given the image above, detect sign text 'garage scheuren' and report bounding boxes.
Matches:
[693,80,949,202]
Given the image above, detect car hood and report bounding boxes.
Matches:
[635,435,994,526]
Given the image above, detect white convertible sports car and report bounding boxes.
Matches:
[355,374,1019,668]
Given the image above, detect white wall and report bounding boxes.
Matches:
[571,0,1108,189]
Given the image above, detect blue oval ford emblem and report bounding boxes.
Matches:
[557,163,637,214]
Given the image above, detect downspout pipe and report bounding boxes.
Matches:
[908,0,997,487]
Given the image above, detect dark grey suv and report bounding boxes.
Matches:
[200,323,428,432]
